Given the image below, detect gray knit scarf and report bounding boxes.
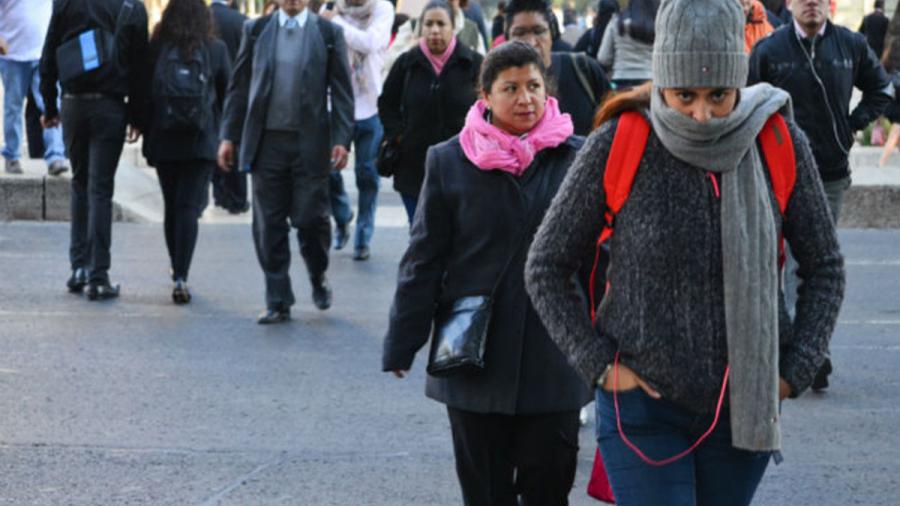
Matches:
[649,83,792,452]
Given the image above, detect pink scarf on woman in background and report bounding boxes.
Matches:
[419,35,457,76]
[459,97,574,176]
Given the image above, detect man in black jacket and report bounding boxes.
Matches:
[749,0,891,390]
[506,0,610,136]
[859,0,888,59]
[210,0,250,215]
[40,0,150,300]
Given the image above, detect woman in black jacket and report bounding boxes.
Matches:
[377,0,483,223]
[143,0,231,304]
[383,42,590,505]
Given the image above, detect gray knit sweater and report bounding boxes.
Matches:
[525,115,845,415]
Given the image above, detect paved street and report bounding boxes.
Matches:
[0,221,897,505]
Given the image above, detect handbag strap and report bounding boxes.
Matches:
[113,0,135,43]
[111,0,135,71]
[487,178,548,299]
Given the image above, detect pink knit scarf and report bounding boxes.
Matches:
[419,36,457,76]
[459,97,574,176]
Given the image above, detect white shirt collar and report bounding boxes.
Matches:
[278,7,309,28]
[793,18,826,41]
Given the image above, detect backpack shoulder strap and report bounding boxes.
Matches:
[758,113,796,215]
[568,52,597,106]
[604,111,650,218]
[589,110,650,323]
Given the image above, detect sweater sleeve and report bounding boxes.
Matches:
[525,122,619,386]
[780,121,846,396]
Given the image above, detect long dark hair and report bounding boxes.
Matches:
[617,0,659,45]
[594,0,619,29]
[151,0,215,57]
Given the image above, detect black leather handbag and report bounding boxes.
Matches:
[376,68,412,177]
[376,138,401,177]
[426,229,528,378]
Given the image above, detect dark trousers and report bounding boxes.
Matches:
[212,165,248,211]
[447,407,580,506]
[156,162,212,281]
[400,193,418,226]
[252,131,331,310]
[596,389,770,505]
[61,96,127,283]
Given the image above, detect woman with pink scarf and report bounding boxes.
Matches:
[382,41,590,505]
[378,0,482,224]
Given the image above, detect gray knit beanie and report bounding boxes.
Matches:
[652,0,748,89]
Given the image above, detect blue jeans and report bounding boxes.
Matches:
[400,193,418,225]
[329,114,383,250]
[0,59,65,164]
[596,388,770,506]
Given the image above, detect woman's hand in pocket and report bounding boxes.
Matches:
[779,377,791,401]
[602,364,661,399]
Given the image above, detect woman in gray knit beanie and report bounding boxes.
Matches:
[525,0,844,504]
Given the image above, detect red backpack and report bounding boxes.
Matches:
[586,111,796,504]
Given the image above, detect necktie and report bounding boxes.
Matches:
[285,18,299,32]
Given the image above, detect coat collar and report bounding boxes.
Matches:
[410,42,476,73]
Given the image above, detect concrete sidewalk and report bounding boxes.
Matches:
[0,144,416,227]
[5,143,900,227]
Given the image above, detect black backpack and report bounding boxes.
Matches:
[153,45,212,132]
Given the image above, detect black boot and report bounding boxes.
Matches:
[311,275,332,310]
[811,358,832,392]
[86,281,120,301]
[66,268,88,293]
[172,279,191,305]
[257,307,291,324]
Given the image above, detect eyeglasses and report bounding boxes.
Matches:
[509,26,550,39]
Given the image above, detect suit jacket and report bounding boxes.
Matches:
[220,12,354,173]
[211,2,247,62]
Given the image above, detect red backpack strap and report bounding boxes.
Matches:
[758,113,796,215]
[590,111,650,323]
[758,113,796,268]
[604,112,651,216]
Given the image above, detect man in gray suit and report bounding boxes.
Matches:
[219,0,354,324]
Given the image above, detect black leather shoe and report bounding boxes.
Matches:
[311,276,332,310]
[334,212,354,250]
[67,268,88,293]
[227,202,250,215]
[86,281,120,301]
[257,307,290,324]
[811,358,832,392]
[172,279,191,305]
[353,246,370,261]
